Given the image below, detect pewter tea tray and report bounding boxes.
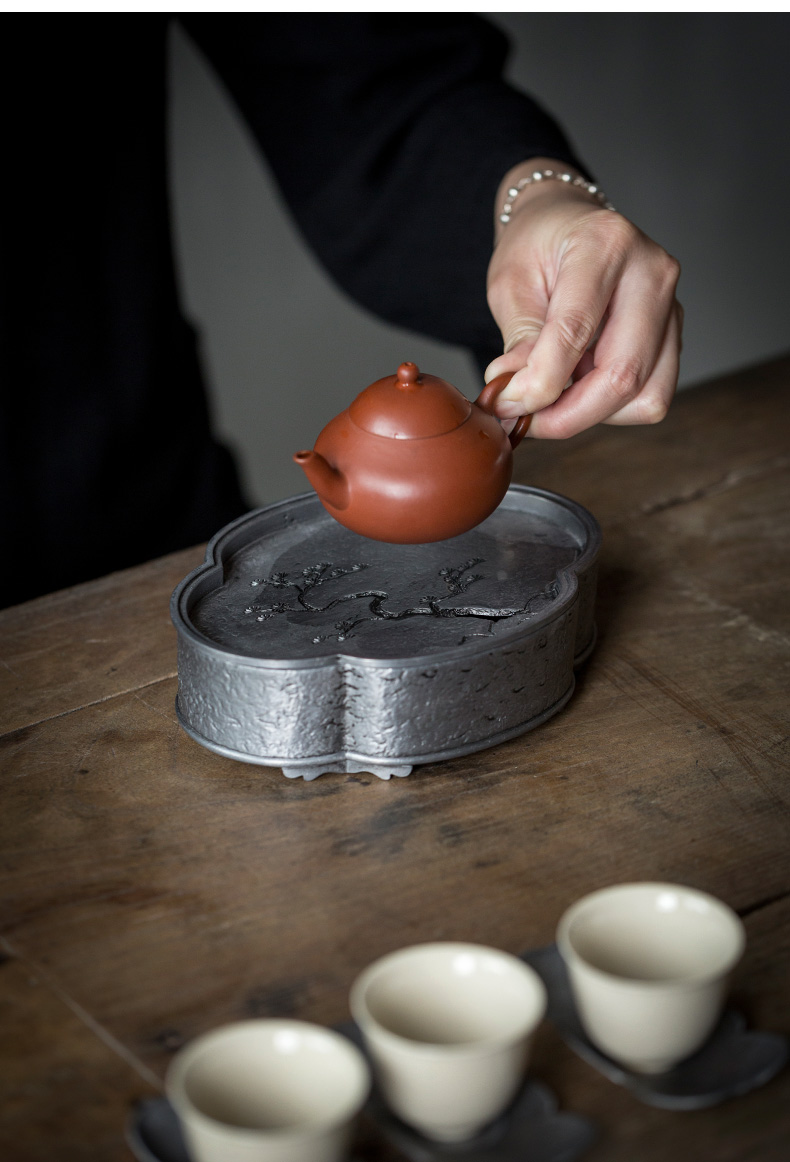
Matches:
[171,486,600,780]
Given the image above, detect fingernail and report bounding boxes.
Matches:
[495,400,524,419]
[498,375,528,399]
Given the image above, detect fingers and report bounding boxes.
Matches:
[484,330,542,414]
[570,347,596,382]
[490,214,634,418]
[486,200,681,435]
[528,297,682,438]
[484,302,546,398]
[485,176,683,437]
[601,300,682,426]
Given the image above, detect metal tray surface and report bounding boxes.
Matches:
[171,487,601,779]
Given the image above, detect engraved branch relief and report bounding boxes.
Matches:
[243,559,559,644]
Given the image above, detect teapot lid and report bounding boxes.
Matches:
[349,362,471,439]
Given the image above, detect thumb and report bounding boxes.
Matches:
[484,328,543,419]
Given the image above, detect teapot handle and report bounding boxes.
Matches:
[474,373,532,449]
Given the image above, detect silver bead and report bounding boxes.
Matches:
[499,169,612,227]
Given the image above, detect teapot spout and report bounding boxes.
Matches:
[293,449,350,511]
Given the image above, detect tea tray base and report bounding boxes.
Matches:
[174,682,576,780]
[171,487,601,778]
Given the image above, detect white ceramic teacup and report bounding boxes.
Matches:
[557,882,745,1074]
[165,1019,370,1162]
[349,942,546,1142]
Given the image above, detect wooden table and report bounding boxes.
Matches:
[2,356,789,1162]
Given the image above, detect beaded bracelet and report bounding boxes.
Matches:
[499,169,616,224]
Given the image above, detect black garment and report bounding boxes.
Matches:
[1,15,582,608]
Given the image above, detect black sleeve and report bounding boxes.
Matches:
[181,14,587,363]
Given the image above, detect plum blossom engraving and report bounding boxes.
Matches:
[243,559,558,645]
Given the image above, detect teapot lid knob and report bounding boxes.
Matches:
[396,361,420,389]
[349,360,470,438]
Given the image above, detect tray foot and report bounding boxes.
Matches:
[282,760,413,781]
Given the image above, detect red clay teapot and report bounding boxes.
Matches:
[293,362,530,543]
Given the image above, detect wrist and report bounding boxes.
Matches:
[493,158,610,242]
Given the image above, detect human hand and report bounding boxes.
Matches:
[485,159,682,439]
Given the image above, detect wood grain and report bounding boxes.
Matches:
[0,545,204,737]
[1,355,789,1161]
[0,946,158,1162]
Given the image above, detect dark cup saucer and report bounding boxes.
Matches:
[126,1098,190,1162]
[127,1082,597,1162]
[358,1078,597,1162]
[126,948,788,1162]
[127,1029,598,1162]
[521,945,789,1110]
[337,1018,597,1162]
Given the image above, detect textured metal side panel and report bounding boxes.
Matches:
[176,605,577,765]
[176,636,343,760]
[341,606,578,759]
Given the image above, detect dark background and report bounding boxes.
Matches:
[169,13,790,506]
